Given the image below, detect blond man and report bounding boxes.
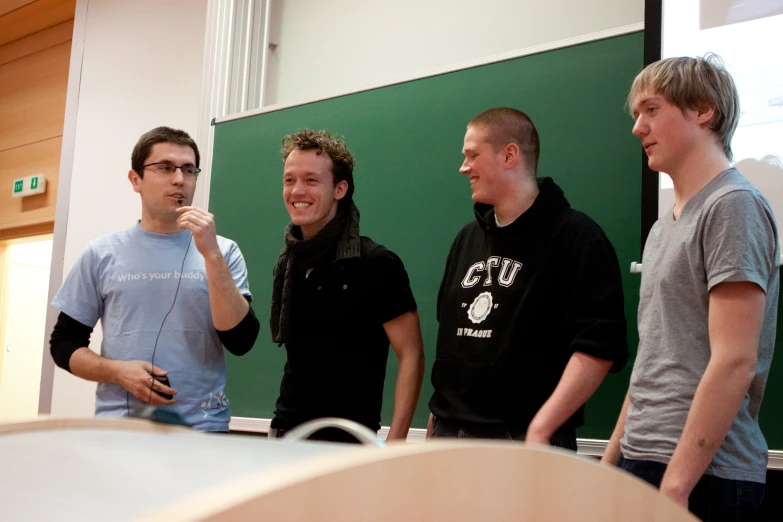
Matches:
[602,55,778,520]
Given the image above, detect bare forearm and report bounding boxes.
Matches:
[70,348,176,405]
[204,253,249,331]
[527,352,612,440]
[602,391,630,465]
[662,359,755,496]
[68,347,120,384]
[387,352,425,440]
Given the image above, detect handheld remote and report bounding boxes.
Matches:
[151,374,173,400]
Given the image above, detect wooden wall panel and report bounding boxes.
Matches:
[0,222,54,241]
[0,0,75,47]
[0,137,61,231]
[0,19,73,66]
[0,41,70,152]
[0,0,36,18]
[0,0,74,236]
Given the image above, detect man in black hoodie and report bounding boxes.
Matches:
[427,108,628,450]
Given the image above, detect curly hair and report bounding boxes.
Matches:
[281,129,355,204]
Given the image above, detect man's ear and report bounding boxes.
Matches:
[333,179,349,201]
[503,142,520,169]
[128,169,142,193]
[695,104,717,127]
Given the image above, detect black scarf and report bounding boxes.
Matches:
[270,202,361,344]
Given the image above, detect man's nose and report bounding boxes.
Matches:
[292,180,306,195]
[632,117,647,138]
[169,167,186,185]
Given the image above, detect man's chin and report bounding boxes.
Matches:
[289,216,313,228]
[471,192,492,205]
[646,158,662,173]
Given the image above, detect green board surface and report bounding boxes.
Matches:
[209,31,783,447]
[210,32,643,438]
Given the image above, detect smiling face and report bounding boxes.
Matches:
[459,125,511,206]
[282,148,348,239]
[631,90,711,175]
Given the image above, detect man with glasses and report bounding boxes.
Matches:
[49,126,259,432]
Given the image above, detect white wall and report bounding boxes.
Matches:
[265,0,644,106]
[48,0,208,416]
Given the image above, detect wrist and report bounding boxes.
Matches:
[526,417,554,440]
[104,359,125,385]
[203,249,224,264]
[386,423,406,439]
[601,440,621,465]
[660,471,691,500]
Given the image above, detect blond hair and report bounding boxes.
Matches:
[628,54,740,161]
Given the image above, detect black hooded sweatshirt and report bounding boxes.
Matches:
[429,177,628,430]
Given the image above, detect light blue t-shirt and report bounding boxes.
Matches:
[52,222,252,431]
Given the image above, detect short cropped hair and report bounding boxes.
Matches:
[131,127,200,178]
[468,107,540,174]
[281,129,356,204]
[628,54,740,161]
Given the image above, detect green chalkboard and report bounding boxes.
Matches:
[210,33,645,438]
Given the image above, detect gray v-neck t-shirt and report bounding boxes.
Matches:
[621,168,779,483]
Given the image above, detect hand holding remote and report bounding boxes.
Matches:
[112,360,177,405]
[151,374,174,400]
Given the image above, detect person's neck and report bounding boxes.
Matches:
[492,174,539,226]
[139,214,181,234]
[669,146,731,220]
[300,224,321,241]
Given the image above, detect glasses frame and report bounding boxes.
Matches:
[142,162,201,178]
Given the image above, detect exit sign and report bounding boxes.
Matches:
[11,175,47,198]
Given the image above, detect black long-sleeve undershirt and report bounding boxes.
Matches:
[49,297,259,373]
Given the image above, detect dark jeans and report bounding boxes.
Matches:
[619,455,765,521]
[268,426,364,444]
[430,416,578,451]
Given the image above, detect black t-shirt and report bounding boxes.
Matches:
[271,237,417,432]
[429,177,628,429]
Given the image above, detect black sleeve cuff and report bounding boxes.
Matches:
[559,234,629,373]
[50,312,93,373]
[217,302,260,356]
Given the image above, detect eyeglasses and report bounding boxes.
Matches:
[143,162,201,178]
